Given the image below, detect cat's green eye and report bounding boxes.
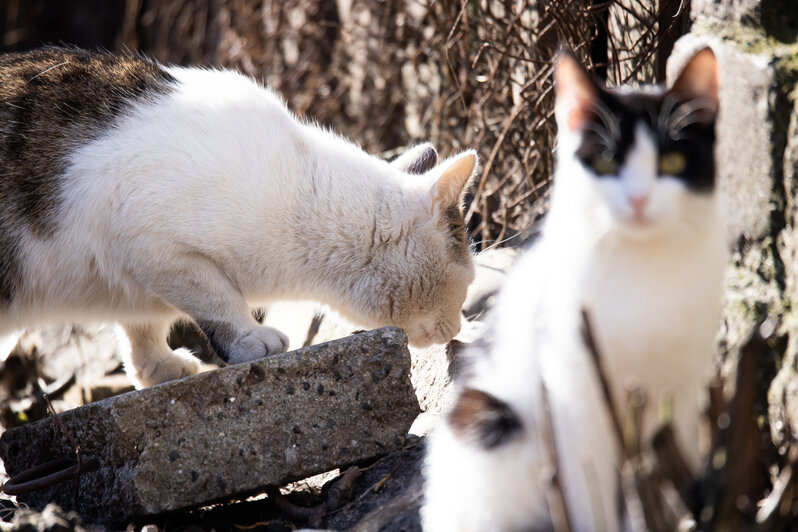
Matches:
[659,151,686,175]
[591,153,618,175]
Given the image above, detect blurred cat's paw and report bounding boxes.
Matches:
[127,347,201,388]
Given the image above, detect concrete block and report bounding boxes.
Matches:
[0,327,419,528]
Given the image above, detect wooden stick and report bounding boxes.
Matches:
[539,380,574,532]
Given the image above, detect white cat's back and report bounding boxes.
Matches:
[2,68,291,327]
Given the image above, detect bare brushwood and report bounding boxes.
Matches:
[539,380,573,532]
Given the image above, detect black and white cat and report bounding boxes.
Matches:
[0,47,477,388]
[422,47,727,531]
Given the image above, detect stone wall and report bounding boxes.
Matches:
[669,0,798,448]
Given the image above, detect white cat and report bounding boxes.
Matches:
[0,48,477,388]
[422,47,727,531]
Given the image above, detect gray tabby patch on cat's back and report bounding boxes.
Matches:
[0,47,175,304]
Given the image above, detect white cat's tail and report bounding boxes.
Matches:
[422,382,552,531]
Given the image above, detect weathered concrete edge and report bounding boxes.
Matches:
[0,327,420,522]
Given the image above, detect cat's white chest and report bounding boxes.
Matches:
[579,230,726,452]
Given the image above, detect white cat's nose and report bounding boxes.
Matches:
[629,195,649,215]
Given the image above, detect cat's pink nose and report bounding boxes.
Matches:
[629,195,649,214]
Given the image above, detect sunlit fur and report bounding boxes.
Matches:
[423,50,727,532]
[0,61,476,387]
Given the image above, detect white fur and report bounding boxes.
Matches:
[423,121,727,531]
[1,66,476,387]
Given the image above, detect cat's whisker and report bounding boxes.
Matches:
[657,93,680,139]
[474,233,523,253]
[582,123,617,153]
[591,100,622,144]
[667,98,714,138]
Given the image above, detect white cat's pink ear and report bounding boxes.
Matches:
[554,50,598,132]
[392,143,438,175]
[669,47,719,122]
[431,150,478,206]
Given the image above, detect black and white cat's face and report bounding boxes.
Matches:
[554,48,719,239]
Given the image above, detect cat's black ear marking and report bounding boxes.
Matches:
[391,143,438,174]
[448,387,523,449]
[554,50,599,132]
[668,47,719,124]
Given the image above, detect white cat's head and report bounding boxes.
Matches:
[553,47,719,241]
[358,146,478,348]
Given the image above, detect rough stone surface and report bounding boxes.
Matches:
[670,17,798,446]
[767,82,798,447]
[669,31,777,242]
[408,320,483,417]
[0,328,419,528]
[690,0,761,26]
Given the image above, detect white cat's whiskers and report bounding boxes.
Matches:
[591,99,621,145]
[657,93,681,140]
[667,98,714,140]
[582,123,618,153]
[473,233,522,253]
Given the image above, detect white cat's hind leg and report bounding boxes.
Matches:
[120,322,200,388]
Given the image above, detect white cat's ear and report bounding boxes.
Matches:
[669,47,719,123]
[554,50,598,132]
[391,143,439,175]
[429,150,478,206]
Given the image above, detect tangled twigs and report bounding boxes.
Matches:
[651,425,696,510]
[36,379,84,475]
[265,487,326,528]
[756,446,798,529]
[580,311,798,529]
[265,465,360,528]
[698,321,795,530]
[580,309,625,457]
[539,380,573,532]
[580,309,682,531]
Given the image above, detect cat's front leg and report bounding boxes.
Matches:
[140,259,289,365]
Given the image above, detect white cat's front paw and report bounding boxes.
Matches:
[227,326,289,364]
[129,347,201,388]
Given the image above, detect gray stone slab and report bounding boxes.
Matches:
[669,32,777,243]
[0,327,419,528]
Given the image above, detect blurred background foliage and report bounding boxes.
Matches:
[0,0,690,249]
